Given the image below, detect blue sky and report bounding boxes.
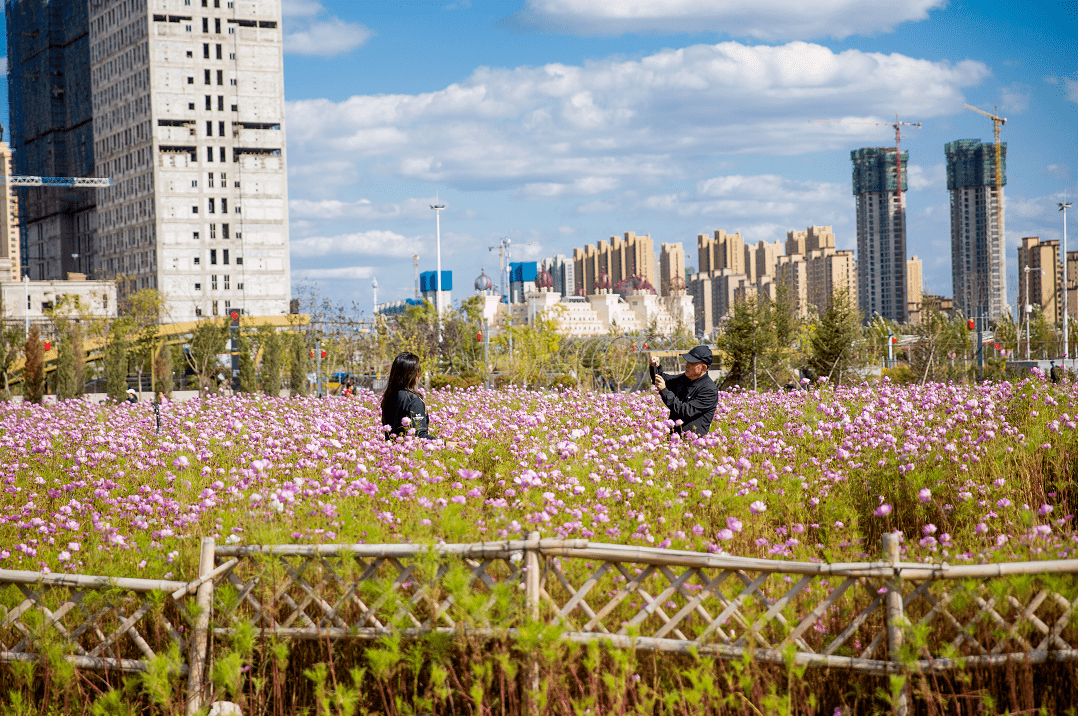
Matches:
[4,0,1078,314]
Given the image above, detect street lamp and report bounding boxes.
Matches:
[1023,265,1044,361]
[23,273,29,337]
[430,199,446,343]
[1061,201,1072,364]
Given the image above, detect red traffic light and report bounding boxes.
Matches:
[43,341,51,351]
[229,310,239,320]
[320,350,327,359]
[967,319,975,330]
[476,332,483,341]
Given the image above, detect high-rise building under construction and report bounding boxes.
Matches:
[945,139,1007,320]
[6,0,291,321]
[851,147,908,323]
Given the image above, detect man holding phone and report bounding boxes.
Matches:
[651,346,718,436]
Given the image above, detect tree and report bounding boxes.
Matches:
[714,286,804,390]
[23,325,45,404]
[72,324,85,397]
[494,308,563,387]
[55,329,76,400]
[808,289,864,386]
[237,330,257,393]
[104,326,129,402]
[259,326,283,397]
[289,332,309,396]
[121,289,165,398]
[0,324,22,401]
[186,320,228,397]
[154,342,174,399]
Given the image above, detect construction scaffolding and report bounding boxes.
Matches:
[850,147,909,194]
[945,139,1008,190]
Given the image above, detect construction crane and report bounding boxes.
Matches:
[488,237,539,301]
[1,176,112,187]
[411,254,419,299]
[813,115,920,203]
[963,103,1006,251]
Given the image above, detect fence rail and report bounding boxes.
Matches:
[3,535,1077,715]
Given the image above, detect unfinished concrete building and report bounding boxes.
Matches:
[852,147,909,323]
[0,143,21,282]
[6,0,291,321]
[946,139,1007,321]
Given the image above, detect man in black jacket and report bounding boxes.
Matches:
[651,346,718,436]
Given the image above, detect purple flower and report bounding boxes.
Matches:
[874,504,892,517]
[727,516,743,533]
[749,501,767,514]
[918,488,932,503]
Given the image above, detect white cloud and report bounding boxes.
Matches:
[513,0,946,40]
[641,174,848,219]
[289,197,437,221]
[285,41,988,197]
[999,83,1029,113]
[292,266,376,280]
[282,1,372,57]
[291,230,422,258]
[907,163,946,191]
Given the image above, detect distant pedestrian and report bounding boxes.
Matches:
[381,352,436,440]
[650,346,719,436]
[1050,361,1063,383]
[125,388,138,404]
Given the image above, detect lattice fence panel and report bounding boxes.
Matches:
[0,581,193,673]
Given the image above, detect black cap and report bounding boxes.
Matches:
[681,345,713,365]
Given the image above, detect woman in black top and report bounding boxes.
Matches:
[381,352,435,440]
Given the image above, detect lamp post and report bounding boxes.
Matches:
[1024,265,1044,361]
[1061,201,1072,365]
[430,199,446,344]
[23,273,29,337]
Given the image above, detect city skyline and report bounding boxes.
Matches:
[1,0,1075,316]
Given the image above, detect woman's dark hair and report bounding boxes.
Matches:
[381,352,421,410]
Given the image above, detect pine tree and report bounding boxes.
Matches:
[154,342,174,399]
[237,331,257,393]
[104,327,129,402]
[23,325,45,404]
[808,289,863,386]
[72,324,85,397]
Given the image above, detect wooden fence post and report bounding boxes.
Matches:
[882,532,908,716]
[525,531,541,621]
[186,537,216,716]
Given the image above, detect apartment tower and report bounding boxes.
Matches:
[659,242,685,296]
[851,147,908,323]
[0,143,21,281]
[572,232,656,296]
[6,0,290,321]
[946,139,1007,320]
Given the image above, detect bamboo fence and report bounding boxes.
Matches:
[2,533,1077,716]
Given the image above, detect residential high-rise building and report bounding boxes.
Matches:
[698,230,744,275]
[572,232,656,296]
[659,242,685,296]
[6,0,97,281]
[0,143,21,282]
[539,254,575,298]
[775,254,809,317]
[852,147,909,323]
[1017,237,1064,325]
[752,239,782,284]
[946,139,1007,320]
[805,249,857,314]
[6,0,291,321]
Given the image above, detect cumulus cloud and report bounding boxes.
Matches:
[291,231,423,258]
[512,0,946,40]
[642,174,848,219]
[282,0,372,57]
[285,41,989,198]
[907,163,946,192]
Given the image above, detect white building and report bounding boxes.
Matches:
[1,278,117,326]
[89,0,290,322]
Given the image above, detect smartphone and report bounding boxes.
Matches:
[648,361,659,381]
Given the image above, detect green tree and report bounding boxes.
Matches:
[715,286,803,390]
[493,308,563,387]
[186,319,228,397]
[55,329,77,400]
[237,330,258,393]
[23,325,45,404]
[289,332,310,397]
[910,306,969,383]
[122,289,165,398]
[72,323,85,397]
[808,289,863,386]
[104,326,129,402]
[259,326,283,397]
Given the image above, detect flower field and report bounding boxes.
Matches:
[1,375,1075,580]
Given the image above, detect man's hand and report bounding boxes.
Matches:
[650,356,661,368]
[653,374,666,391]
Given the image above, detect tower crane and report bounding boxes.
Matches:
[488,237,539,301]
[1,176,112,187]
[812,115,920,203]
[963,103,1006,253]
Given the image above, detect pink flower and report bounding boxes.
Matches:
[749,501,767,514]
[727,516,743,532]
[717,528,734,541]
[918,488,932,503]
[874,504,892,517]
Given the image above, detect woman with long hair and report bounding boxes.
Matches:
[380,352,435,439]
